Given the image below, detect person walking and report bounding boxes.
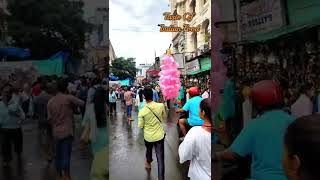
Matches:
[109,88,117,115]
[87,78,99,104]
[152,86,159,103]
[21,83,34,118]
[32,77,42,97]
[81,87,107,154]
[179,98,211,180]
[0,83,25,167]
[124,87,135,121]
[138,87,166,180]
[78,78,88,118]
[137,88,146,111]
[33,82,54,164]
[120,88,125,109]
[47,78,85,180]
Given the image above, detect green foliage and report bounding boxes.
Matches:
[111,57,137,79]
[6,0,92,59]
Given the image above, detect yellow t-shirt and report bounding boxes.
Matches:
[138,102,166,142]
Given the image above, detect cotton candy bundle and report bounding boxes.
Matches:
[159,55,181,100]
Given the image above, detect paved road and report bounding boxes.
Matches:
[0,116,91,180]
[109,101,188,180]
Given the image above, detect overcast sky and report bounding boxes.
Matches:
[110,0,172,66]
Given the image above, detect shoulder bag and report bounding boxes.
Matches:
[146,106,166,137]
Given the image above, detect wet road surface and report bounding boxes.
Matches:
[0,116,91,180]
[109,101,188,180]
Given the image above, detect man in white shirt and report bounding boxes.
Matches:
[291,83,315,119]
[179,98,211,180]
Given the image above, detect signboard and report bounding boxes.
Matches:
[240,0,286,38]
[186,59,200,74]
[173,53,185,69]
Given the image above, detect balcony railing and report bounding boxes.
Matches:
[200,1,209,17]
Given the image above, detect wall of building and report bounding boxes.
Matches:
[0,0,8,47]
[186,0,210,54]
[81,0,108,72]
[136,64,153,78]
[170,0,210,55]
[109,39,116,64]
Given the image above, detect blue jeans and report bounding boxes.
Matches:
[126,105,132,117]
[55,136,73,175]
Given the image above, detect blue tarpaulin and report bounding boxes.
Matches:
[109,75,119,81]
[119,80,130,86]
[49,51,69,62]
[0,48,31,58]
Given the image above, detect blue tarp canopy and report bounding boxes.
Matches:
[119,79,130,86]
[49,51,69,62]
[109,75,119,81]
[0,48,31,58]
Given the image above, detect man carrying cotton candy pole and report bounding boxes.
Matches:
[159,51,203,142]
[158,51,181,105]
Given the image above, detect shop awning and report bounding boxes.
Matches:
[187,57,211,75]
[0,47,31,58]
[241,17,320,43]
[147,69,160,76]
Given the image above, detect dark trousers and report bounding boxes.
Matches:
[145,138,165,180]
[167,100,170,109]
[55,136,73,175]
[110,102,116,113]
[1,128,23,163]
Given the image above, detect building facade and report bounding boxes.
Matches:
[170,0,210,56]
[81,0,108,73]
[136,63,153,84]
[0,0,8,47]
[169,0,211,86]
[136,63,153,78]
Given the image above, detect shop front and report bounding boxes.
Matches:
[231,0,320,127]
[185,56,211,91]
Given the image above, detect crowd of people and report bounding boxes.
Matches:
[213,79,320,180]
[108,81,212,180]
[0,73,108,180]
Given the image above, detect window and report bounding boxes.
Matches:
[192,32,197,52]
[190,0,196,14]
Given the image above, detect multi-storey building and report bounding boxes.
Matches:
[0,0,8,47]
[169,0,211,79]
[170,0,210,56]
[81,0,109,72]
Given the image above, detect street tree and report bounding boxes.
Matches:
[111,57,137,80]
[6,0,92,59]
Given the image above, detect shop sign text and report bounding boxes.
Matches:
[186,59,200,73]
[240,0,286,38]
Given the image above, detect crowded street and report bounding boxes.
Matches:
[109,100,188,180]
[0,115,91,180]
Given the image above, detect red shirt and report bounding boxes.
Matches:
[32,83,41,96]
